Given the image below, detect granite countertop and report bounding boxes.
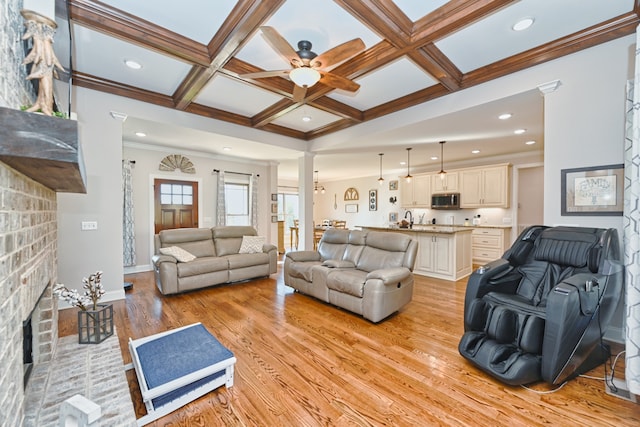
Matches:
[359,224,512,234]
[358,225,474,234]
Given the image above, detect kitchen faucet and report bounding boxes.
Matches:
[404,210,414,228]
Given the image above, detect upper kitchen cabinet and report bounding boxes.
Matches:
[431,171,458,193]
[460,164,511,208]
[400,174,431,207]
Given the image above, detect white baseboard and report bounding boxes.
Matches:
[124,264,153,274]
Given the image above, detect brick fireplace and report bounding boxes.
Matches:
[0,164,59,427]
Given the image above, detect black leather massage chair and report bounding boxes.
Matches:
[459,226,623,385]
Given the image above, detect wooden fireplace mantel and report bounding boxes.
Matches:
[0,106,86,193]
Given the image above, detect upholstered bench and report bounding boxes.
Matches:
[127,323,236,426]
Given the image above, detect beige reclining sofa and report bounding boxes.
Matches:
[152,226,277,295]
[284,228,418,322]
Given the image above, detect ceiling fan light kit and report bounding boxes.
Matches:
[289,67,321,88]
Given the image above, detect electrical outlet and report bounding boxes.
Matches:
[81,221,98,231]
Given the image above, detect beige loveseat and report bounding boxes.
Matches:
[284,229,418,322]
[152,226,277,295]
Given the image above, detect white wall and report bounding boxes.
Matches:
[57,88,125,302]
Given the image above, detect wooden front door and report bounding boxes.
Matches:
[154,179,199,234]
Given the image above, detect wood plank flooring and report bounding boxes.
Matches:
[58,265,638,426]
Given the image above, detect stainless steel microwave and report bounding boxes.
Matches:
[431,193,460,209]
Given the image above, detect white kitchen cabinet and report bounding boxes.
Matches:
[460,164,510,208]
[472,227,511,264]
[414,230,472,281]
[431,171,458,193]
[399,174,431,207]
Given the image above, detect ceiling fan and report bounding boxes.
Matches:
[240,26,365,102]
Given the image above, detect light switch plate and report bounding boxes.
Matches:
[81,221,97,231]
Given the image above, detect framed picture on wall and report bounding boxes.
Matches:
[271,203,278,214]
[271,193,278,201]
[271,215,278,223]
[369,190,377,211]
[389,180,398,191]
[561,164,624,216]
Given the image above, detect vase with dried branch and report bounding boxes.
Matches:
[21,9,65,117]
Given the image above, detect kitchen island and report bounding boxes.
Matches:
[358,225,474,281]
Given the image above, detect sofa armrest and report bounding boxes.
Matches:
[286,251,321,262]
[262,243,278,274]
[366,267,412,286]
[262,243,277,253]
[152,254,177,266]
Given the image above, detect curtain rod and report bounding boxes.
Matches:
[213,169,259,177]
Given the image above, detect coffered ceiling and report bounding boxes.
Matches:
[60,0,639,181]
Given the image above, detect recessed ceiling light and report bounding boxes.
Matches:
[135,131,146,137]
[223,147,232,151]
[471,150,480,154]
[512,17,534,32]
[431,156,438,160]
[302,115,312,122]
[525,140,536,145]
[400,161,407,166]
[498,113,512,120]
[124,59,142,70]
[514,128,526,135]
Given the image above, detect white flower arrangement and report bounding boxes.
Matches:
[53,271,105,311]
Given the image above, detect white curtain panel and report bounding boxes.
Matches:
[122,160,136,267]
[251,174,258,227]
[216,171,226,226]
[625,31,640,395]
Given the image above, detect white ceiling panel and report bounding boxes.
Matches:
[271,105,342,132]
[393,0,450,22]
[435,0,634,73]
[194,75,283,116]
[328,57,438,110]
[72,25,192,95]
[100,0,237,44]
[236,0,381,72]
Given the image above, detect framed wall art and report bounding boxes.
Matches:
[561,164,623,216]
[389,180,398,191]
[271,193,278,201]
[271,203,278,214]
[345,204,358,213]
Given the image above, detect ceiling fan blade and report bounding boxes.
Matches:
[312,38,365,70]
[319,72,360,92]
[292,84,307,102]
[240,70,290,79]
[260,26,301,66]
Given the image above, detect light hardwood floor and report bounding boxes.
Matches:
[59,265,638,426]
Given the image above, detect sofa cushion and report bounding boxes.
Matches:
[318,229,349,260]
[214,226,258,256]
[226,252,270,269]
[176,256,229,277]
[322,259,355,268]
[239,236,266,254]
[326,269,368,297]
[159,246,196,263]
[159,228,216,258]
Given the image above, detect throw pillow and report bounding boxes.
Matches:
[239,236,265,254]
[159,246,196,262]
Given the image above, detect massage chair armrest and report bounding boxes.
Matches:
[542,269,622,384]
[366,267,412,286]
[464,259,520,314]
[285,251,321,262]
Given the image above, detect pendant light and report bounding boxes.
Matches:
[438,141,447,181]
[404,148,412,183]
[314,170,325,194]
[377,153,385,185]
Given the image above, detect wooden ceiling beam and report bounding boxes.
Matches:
[68,0,210,66]
[173,0,285,110]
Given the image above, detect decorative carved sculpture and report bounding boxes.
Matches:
[21,10,64,116]
[343,187,359,201]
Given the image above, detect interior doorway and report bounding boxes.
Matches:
[517,165,544,234]
[154,178,199,233]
